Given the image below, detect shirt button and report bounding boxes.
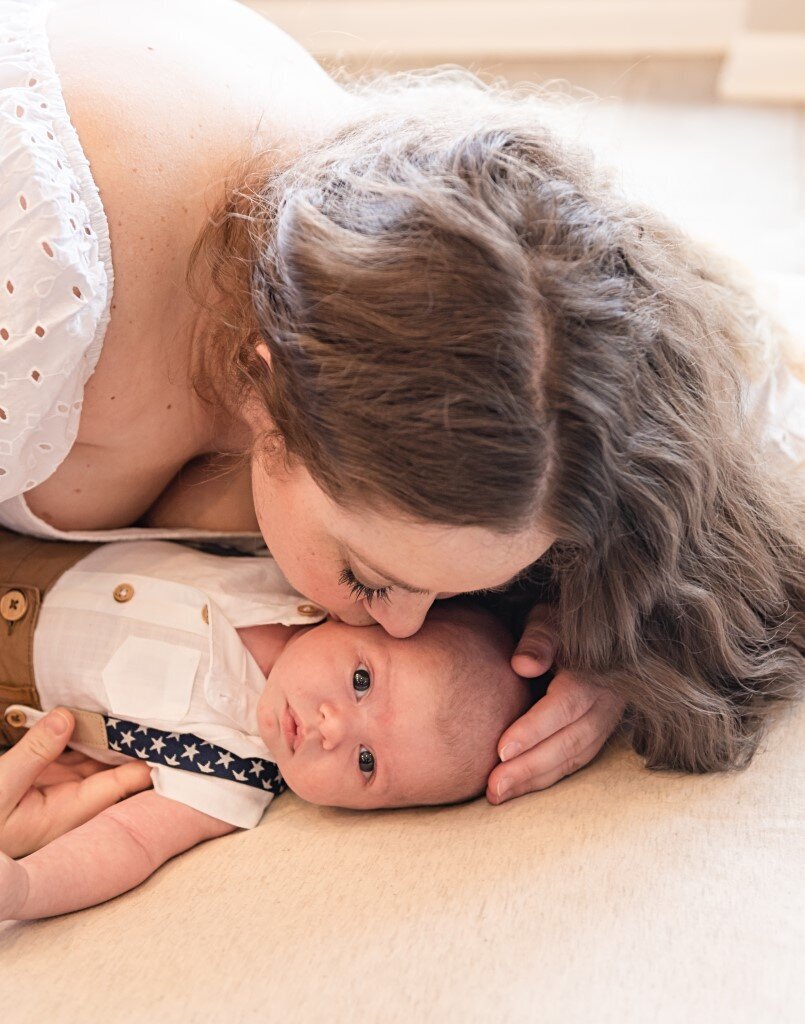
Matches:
[4,707,27,728]
[113,583,135,603]
[0,589,28,622]
[297,603,323,617]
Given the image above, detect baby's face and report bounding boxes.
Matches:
[256,619,457,809]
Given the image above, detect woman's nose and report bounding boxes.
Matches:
[318,702,347,751]
[365,592,434,639]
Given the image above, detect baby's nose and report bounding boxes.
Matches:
[318,702,347,751]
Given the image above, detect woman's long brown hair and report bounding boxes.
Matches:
[190,69,804,775]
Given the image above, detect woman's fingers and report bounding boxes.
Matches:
[489,677,626,803]
[72,758,115,780]
[53,749,89,767]
[487,728,606,804]
[511,603,558,678]
[61,761,153,827]
[3,759,153,859]
[497,671,597,763]
[36,757,111,787]
[81,760,154,811]
[0,709,74,818]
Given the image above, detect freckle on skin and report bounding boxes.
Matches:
[166,404,172,410]
[110,395,116,401]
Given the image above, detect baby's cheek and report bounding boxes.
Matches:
[278,764,314,803]
[255,691,277,743]
[280,761,347,808]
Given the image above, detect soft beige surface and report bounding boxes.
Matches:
[2,700,803,1024]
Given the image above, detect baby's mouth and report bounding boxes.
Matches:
[282,705,303,753]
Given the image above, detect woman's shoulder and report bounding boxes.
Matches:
[45,0,355,368]
[46,1,344,213]
[40,0,352,451]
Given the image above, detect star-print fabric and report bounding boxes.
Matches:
[105,716,286,795]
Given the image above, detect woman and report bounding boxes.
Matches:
[1,0,802,833]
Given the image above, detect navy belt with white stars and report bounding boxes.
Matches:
[106,716,286,795]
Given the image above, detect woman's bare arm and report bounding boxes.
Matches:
[140,455,259,532]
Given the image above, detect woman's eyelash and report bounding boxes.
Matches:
[339,566,392,605]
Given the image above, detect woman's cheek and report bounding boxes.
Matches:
[257,514,328,601]
[287,558,340,609]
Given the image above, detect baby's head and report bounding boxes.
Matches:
[256,604,532,809]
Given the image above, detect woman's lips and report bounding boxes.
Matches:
[282,705,302,753]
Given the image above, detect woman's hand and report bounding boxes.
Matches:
[0,708,152,859]
[487,605,626,804]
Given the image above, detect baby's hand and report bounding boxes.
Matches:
[487,604,625,804]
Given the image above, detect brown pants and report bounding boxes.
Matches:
[0,529,99,746]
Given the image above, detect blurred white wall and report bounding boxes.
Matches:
[248,1,744,60]
[244,1,805,103]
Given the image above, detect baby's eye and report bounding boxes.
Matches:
[352,667,371,696]
[358,747,375,775]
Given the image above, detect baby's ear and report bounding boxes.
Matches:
[255,341,272,369]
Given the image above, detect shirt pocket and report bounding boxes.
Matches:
[101,636,201,722]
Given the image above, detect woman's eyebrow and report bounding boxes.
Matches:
[348,550,430,595]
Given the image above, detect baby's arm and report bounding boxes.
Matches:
[1,790,235,921]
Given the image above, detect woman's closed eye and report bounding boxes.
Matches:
[339,565,392,606]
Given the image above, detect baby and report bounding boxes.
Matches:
[0,539,531,921]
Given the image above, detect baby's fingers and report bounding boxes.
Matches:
[497,671,597,763]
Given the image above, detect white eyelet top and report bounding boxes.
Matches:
[0,2,261,545]
[0,0,113,504]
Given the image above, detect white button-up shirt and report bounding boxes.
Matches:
[32,541,326,828]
